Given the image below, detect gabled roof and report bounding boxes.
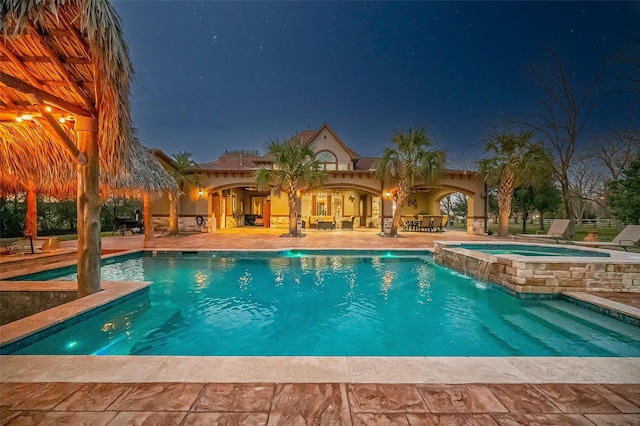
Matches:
[152,123,372,173]
[295,122,362,160]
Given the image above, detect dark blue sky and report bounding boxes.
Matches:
[112,1,639,166]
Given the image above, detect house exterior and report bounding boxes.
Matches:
[151,123,487,234]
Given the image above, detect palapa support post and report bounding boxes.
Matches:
[25,182,38,238]
[75,116,101,298]
[168,190,179,235]
[143,192,153,243]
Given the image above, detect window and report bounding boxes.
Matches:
[316,193,328,216]
[316,151,338,170]
[332,195,342,218]
[316,151,336,162]
[372,196,380,219]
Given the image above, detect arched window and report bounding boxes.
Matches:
[316,151,337,170]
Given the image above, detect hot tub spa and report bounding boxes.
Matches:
[434,241,640,295]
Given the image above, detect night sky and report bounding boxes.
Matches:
[112,1,639,166]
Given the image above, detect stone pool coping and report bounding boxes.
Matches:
[1,355,639,384]
[563,291,640,323]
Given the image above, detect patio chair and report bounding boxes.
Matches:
[514,219,571,243]
[418,215,432,232]
[431,215,443,232]
[571,225,640,251]
[341,216,356,230]
[440,215,448,232]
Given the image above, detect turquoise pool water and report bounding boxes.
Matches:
[458,243,611,257]
[5,251,639,356]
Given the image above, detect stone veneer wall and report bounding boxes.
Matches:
[466,218,485,235]
[434,242,640,294]
[0,290,77,325]
[0,252,77,275]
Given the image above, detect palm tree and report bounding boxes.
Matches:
[373,127,446,237]
[478,130,552,237]
[167,151,200,235]
[254,138,328,236]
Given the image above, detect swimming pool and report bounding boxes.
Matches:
[4,250,639,357]
[457,243,611,257]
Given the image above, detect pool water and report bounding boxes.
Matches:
[458,244,611,257]
[6,251,639,357]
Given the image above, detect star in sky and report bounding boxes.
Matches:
[113,1,639,166]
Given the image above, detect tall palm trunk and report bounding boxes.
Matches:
[497,174,515,237]
[390,190,407,237]
[287,186,299,236]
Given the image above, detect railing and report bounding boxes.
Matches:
[539,218,621,228]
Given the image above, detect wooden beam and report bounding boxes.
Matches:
[27,94,87,164]
[0,71,94,117]
[0,55,91,65]
[0,91,18,109]
[28,24,96,114]
[0,41,43,89]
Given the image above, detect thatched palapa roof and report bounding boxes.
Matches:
[0,0,177,197]
[0,122,178,198]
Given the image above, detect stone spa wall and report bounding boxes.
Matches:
[434,242,640,295]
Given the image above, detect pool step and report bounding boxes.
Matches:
[522,305,640,356]
[543,300,640,337]
[500,315,566,356]
[480,322,535,356]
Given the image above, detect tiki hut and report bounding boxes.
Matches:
[0,0,177,296]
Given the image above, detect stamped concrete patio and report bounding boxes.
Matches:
[1,227,639,425]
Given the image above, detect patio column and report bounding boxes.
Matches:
[75,116,101,297]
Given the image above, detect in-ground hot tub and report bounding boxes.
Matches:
[434,241,640,295]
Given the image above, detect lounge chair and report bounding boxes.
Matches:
[9,237,60,254]
[571,225,640,252]
[515,219,570,243]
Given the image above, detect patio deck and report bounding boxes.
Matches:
[1,228,639,424]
